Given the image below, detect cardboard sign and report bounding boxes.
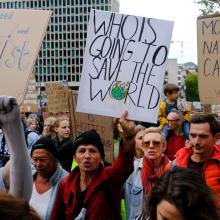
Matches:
[76,10,174,123]
[177,99,192,112]
[45,81,71,114]
[192,101,202,112]
[197,14,220,104]
[202,104,212,113]
[0,9,52,103]
[23,73,38,112]
[69,91,114,163]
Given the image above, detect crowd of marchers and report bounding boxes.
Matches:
[0,83,219,220]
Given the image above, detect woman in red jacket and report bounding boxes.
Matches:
[50,111,136,220]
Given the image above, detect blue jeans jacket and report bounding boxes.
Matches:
[124,158,143,220]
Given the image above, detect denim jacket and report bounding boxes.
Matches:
[124,158,143,220]
[32,164,68,220]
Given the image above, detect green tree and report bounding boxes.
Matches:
[185,72,200,101]
[195,0,220,15]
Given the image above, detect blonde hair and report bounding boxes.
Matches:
[27,117,38,127]
[44,116,56,127]
[143,127,166,143]
[134,124,146,135]
[54,116,69,128]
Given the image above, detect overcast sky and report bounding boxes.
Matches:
[119,0,201,64]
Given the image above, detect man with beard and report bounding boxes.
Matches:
[29,137,68,220]
[167,113,220,215]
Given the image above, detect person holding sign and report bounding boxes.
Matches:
[50,111,135,220]
[158,83,190,140]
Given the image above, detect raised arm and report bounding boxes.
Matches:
[118,110,136,152]
[0,96,32,200]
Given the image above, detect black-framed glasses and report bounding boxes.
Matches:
[142,141,162,148]
[166,119,180,123]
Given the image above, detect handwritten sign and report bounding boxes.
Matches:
[69,91,114,163]
[0,9,51,103]
[197,14,220,104]
[76,10,173,123]
[23,73,38,112]
[45,81,71,114]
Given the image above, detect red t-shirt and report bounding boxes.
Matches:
[166,133,185,161]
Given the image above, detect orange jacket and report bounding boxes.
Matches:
[167,145,220,211]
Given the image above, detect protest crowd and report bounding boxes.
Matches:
[0,5,220,220]
[0,80,220,220]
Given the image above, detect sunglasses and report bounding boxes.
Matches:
[142,141,162,148]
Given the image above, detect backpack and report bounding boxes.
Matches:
[24,129,40,147]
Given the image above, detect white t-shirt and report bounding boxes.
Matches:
[29,182,52,219]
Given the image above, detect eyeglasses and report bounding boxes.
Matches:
[142,141,162,148]
[166,119,180,123]
[31,157,50,165]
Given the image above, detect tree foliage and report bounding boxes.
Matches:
[185,72,200,101]
[195,0,220,15]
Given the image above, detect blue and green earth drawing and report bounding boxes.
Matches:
[110,81,128,100]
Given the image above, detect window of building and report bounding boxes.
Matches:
[55,50,59,57]
[47,67,51,74]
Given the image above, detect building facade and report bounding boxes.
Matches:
[164,59,197,98]
[0,0,119,89]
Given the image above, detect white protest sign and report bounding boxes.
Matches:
[0,9,52,103]
[76,10,173,123]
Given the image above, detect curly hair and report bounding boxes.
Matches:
[147,167,219,220]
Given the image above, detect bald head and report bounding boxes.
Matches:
[166,110,183,131]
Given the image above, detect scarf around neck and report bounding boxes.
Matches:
[141,155,169,194]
